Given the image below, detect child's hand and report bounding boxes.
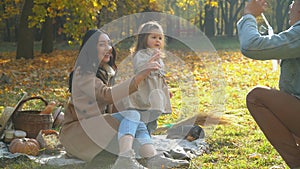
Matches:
[153,49,166,59]
[134,55,161,85]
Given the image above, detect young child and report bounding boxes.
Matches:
[119,21,172,134]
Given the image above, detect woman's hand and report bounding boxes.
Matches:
[133,54,161,85]
[244,0,268,17]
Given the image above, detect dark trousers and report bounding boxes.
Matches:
[246,86,300,168]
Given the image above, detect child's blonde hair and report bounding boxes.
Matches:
[132,21,165,55]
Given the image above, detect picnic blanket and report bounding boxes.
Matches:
[0,135,209,167]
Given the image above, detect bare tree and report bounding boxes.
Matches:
[16,0,34,59]
[219,0,245,36]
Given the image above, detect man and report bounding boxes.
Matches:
[237,0,300,168]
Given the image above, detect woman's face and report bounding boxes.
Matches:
[97,33,112,64]
[289,1,300,25]
[146,29,163,49]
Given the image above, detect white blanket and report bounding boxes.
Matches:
[0,135,209,167]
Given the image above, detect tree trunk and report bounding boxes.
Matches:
[220,0,245,36]
[16,0,34,59]
[41,16,54,53]
[225,22,234,37]
[275,0,284,32]
[199,8,204,31]
[4,19,11,41]
[204,4,215,37]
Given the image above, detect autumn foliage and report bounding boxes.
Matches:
[0,46,288,168]
[0,48,279,126]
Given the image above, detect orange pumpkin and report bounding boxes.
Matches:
[9,138,40,156]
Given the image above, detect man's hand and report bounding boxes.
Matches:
[244,0,268,17]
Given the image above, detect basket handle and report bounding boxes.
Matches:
[14,96,48,113]
[52,106,63,128]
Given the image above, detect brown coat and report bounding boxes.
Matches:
[59,69,138,161]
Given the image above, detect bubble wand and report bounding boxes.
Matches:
[261,13,278,71]
[248,0,278,71]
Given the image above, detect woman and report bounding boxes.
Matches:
[59,29,189,169]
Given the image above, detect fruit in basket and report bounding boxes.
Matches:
[40,101,56,115]
[36,129,62,153]
[9,138,40,156]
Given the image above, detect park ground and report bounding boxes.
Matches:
[0,36,288,168]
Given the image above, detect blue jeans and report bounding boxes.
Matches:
[112,110,153,146]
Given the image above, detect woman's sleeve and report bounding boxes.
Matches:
[237,14,300,60]
[75,71,138,106]
[95,77,138,105]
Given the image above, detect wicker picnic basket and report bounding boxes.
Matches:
[12,96,53,138]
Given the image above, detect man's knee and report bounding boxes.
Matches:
[246,86,270,104]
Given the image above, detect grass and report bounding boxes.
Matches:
[0,36,288,168]
[209,36,240,50]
